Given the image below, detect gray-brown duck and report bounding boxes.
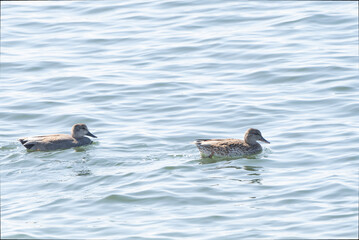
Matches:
[19,123,97,151]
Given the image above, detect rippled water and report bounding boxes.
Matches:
[1,1,358,239]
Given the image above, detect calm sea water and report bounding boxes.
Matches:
[1,1,358,239]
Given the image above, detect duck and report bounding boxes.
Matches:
[19,123,97,151]
[194,128,269,158]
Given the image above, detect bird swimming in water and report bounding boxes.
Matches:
[19,123,97,151]
[194,128,270,158]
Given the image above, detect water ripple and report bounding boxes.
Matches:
[1,1,358,239]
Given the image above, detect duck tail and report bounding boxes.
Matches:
[19,138,35,150]
[193,139,210,145]
[23,143,35,150]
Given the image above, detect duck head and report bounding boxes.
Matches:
[72,123,97,139]
[244,128,270,145]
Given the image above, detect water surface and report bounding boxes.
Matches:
[1,1,358,239]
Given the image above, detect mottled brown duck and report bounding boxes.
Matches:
[194,128,269,158]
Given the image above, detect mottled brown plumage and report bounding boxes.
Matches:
[194,128,270,158]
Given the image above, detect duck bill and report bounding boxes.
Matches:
[259,136,270,144]
[86,131,97,138]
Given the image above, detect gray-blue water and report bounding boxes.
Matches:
[1,1,358,239]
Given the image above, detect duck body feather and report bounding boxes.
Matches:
[194,138,262,158]
[19,123,97,151]
[19,134,92,151]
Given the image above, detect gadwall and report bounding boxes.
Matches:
[19,123,97,151]
[194,128,270,158]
